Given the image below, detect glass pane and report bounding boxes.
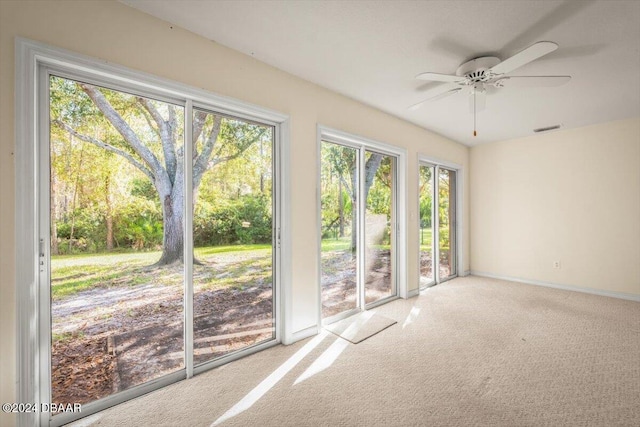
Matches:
[49,76,185,408]
[192,110,275,365]
[364,151,395,304]
[419,165,434,286]
[438,168,456,279]
[320,142,358,319]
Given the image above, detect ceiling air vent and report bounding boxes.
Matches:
[533,125,561,133]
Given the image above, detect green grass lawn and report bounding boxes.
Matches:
[52,252,157,299]
[51,244,271,300]
[419,228,450,252]
[194,244,271,256]
[52,233,448,301]
[321,238,351,252]
[321,237,393,252]
[419,228,433,251]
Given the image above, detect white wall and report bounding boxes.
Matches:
[470,118,640,296]
[0,2,469,424]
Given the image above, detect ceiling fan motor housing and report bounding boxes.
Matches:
[456,56,501,81]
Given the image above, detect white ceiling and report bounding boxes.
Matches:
[122,0,640,146]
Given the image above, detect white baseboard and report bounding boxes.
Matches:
[470,271,640,302]
[285,325,319,344]
[407,288,420,298]
[462,270,470,277]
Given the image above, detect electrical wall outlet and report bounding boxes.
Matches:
[553,261,561,269]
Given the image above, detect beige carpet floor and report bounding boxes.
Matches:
[68,276,640,426]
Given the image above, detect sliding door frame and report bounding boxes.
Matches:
[15,38,291,427]
[318,139,363,326]
[362,148,399,309]
[417,155,464,289]
[438,165,458,282]
[317,126,407,327]
[418,162,437,288]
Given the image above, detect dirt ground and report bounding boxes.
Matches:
[320,248,394,318]
[51,248,415,406]
[420,251,451,281]
[51,337,116,406]
[51,255,274,406]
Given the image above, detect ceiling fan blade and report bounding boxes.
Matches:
[494,75,571,87]
[490,41,559,75]
[415,72,466,83]
[408,87,462,111]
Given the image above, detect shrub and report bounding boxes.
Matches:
[114,199,163,250]
[194,195,272,246]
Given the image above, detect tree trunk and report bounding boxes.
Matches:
[349,153,383,252]
[351,204,358,253]
[69,136,85,248]
[350,167,358,252]
[104,173,114,251]
[50,167,59,256]
[155,192,184,265]
[338,178,344,237]
[260,139,265,194]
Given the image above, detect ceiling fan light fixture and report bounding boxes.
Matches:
[533,124,561,133]
[455,56,501,79]
[410,41,571,139]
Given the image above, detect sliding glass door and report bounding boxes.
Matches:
[44,72,278,424]
[320,140,398,323]
[418,162,457,287]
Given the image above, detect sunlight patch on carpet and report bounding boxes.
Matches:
[402,306,421,329]
[293,336,349,385]
[211,331,328,426]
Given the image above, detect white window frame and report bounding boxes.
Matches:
[417,154,465,289]
[317,125,408,326]
[417,162,437,289]
[15,38,292,427]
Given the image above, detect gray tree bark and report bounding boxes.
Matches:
[50,165,59,255]
[104,172,114,251]
[350,153,383,252]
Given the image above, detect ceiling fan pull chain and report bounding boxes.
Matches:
[473,89,477,137]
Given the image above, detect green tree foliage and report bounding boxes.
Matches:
[438,170,452,250]
[320,143,391,248]
[366,154,392,218]
[418,166,452,251]
[320,143,356,239]
[194,195,272,246]
[50,76,272,257]
[419,165,433,229]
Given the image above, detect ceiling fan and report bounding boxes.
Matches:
[410,41,571,136]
